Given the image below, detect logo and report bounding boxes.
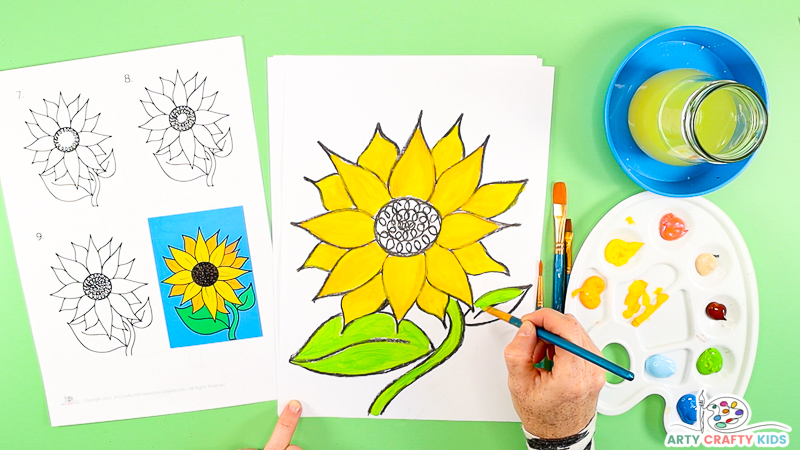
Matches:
[666,390,791,447]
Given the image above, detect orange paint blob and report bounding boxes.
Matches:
[660,213,688,241]
[572,276,605,309]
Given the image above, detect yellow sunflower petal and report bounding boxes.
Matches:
[300,242,348,271]
[163,270,193,285]
[195,229,210,262]
[416,281,448,320]
[183,283,202,305]
[431,115,464,179]
[228,278,245,290]
[202,286,217,320]
[170,284,188,297]
[429,145,484,216]
[437,212,507,250]
[218,266,248,281]
[308,174,354,211]
[164,257,184,274]
[425,244,472,305]
[190,294,204,313]
[183,235,196,256]
[233,256,248,269]
[453,242,508,275]
[461,181,527,218]
[341,273,386,324]
[294,209,375,248]
[357,124,398,183]
[317,242,386,298]
[215,280,241,305]
[388,123,435,201]
[169,247,197,271]
[382,254,426,321]
[325,147,391,216]
[210,238,226,267]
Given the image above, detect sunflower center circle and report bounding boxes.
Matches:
[169,106,196,131]
[374,197,441,256]
[191,262,219,287]
[53,127,80,153]
[82,273,112,300]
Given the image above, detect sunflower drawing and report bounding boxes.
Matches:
[295,114,527,323]
[140,71,233,186]
[291,113,530,415]
[25,94,116,206]
[51,236,151,355]
[162,229,249,322]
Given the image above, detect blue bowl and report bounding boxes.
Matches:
[604,26,768,197]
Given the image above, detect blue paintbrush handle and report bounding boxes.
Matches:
[552,253,565,313]
[537,328,634,381]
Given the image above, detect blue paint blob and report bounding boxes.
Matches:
[714,415,721,421]
[645,354,676,378]
[677,394,698,425]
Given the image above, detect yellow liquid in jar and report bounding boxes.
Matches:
[628,69,738,166]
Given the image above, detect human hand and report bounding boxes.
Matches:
[263,400,303,450]
[504,308,605,438]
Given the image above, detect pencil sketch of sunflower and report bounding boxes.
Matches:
[139,71,233,186]
[161,229,249,321]
[51,237,151,355]
[25,93,115,206]
[295,113,527,323]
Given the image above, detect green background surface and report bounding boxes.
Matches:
[1,1,798,448]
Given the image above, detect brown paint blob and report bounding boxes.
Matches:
[706,302,727,321]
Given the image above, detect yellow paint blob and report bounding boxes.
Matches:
[626,216,635,225]
[571,276,605,309]
[631,287,669,327]
[605,239,644,267]
[623,280,648,319]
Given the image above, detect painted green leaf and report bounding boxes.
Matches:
[290,313,433,376]
[176,305,230,335]
[237,285,255,311]
[474,286,528,309]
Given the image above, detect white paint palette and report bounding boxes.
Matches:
[565,192,758,430]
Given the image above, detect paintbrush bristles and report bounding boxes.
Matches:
[553,182,567,206]
[538,260,543,275]
[565,218,572,233]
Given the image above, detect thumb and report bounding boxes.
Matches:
[504,321,538,379]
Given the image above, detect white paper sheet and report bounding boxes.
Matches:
[0,37,276,426]
[270,56,554,421]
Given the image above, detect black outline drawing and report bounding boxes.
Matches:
[51,236,152,355]
[139,71,233,186]
[25,93,116,206]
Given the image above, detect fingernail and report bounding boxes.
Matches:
[289,400,301,413]
[519,321,534,336]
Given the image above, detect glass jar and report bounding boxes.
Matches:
[628,69,767,166]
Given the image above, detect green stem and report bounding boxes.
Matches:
[368,298,465,416]
[227,301,239,340]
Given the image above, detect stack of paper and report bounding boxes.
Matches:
[268,56,554,421]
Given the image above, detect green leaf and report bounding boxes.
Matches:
[290,313,433,376]
[237,285,255,311]
[474,286,529,309]
[175,305,230,335]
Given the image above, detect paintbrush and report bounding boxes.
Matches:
[536,260,543,310]
[552,182,567,313]
[565,218,573,295]
[481,306,634,381]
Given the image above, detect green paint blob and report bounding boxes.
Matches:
[697,348,723,375]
